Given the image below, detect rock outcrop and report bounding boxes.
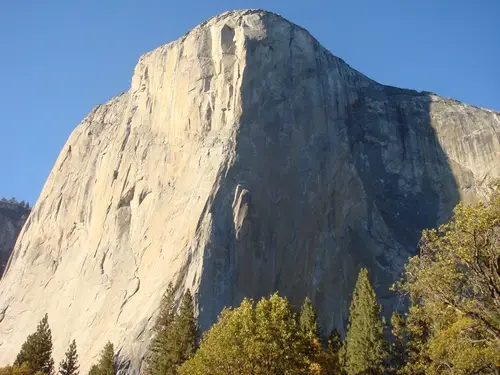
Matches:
[0,201,29,277]
[0,9,499,374]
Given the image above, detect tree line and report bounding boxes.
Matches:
[0,197,30,209]
[1,185,499,374]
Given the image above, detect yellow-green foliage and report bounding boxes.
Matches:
[12,364,32,375]
[395,185,500,374]
[0,364,42,375]
[179,293,312,375]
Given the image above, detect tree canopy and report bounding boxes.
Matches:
[179,293,313,375]
[58,340,79,375]
[394,184,500,374]
[343,268,387,375]
[14,314,54,375]
[87,342,114,375]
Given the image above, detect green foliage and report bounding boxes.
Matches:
[300,297,319,341]
[393,187,500,374]
[0,366,47,375]
[299,297,324,374]
[144,283,176,375]
[344,268,387,375]
[87,366,99,375]
[98,342,115,375]
[179,298,254,375]
[12,364,32,375]
[154,283,176,332]
[253,294,309,374]
[11,186,500,375]
[14,314,54,375]
[389,311,406,373]
[87,342,114,375]
[146,283,175,375]
[322,329,343,375]
[179,293,311,375]
[0,364,42,375]
[173,289,197,363]
[58,340,79,375]
[144,285,197,375]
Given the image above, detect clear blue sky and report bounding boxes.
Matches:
[1,0,499,204]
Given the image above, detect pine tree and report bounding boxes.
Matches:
[15,313,54,375]
[144,283,176,375]
[87,365,99,375]
[12,364,31,375]
[298,297,323,372]
[58,340,79,375]
[299,297,319,341]
[153,283,176,332]
[173,289,197,363]
[145,287,197,375]
[344,268,387,375]
[97,342,114,375]
[389,312,406,373]
[323,329,343,374]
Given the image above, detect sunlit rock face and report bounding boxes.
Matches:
[0,9,499,374]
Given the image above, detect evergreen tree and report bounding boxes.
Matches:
[153,283,176,332]
[299,297,319,341]
[145,287,197,375]
[87,365,99,375]
[298,297,323,373]
[344,268,387,375]
[144,283,176,375]
[12,364,31,375]
[389,312,406,374]
[96,342,114,375]
[323,329,343,374]
[15,314,54,375]
[173,289,197,363]
[87,342,114,375]
[58,340,79,375]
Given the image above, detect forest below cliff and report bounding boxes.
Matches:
[2,184,499,375]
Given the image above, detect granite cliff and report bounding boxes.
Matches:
[0,201,29,277]
[1,10,499,374]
